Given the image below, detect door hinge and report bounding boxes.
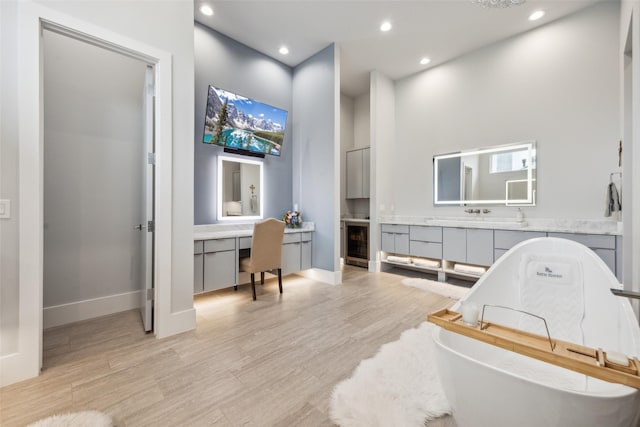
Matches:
[147,152,156,165]
[147,220,155,233]
[146,288,154,301]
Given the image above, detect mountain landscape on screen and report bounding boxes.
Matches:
[203,85,288,156]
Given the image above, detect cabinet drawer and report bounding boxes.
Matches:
[301,232,312,242]
[239,236,252,250]
[410,241,442,259]
[547,232,615,250]
[410,225,442,243]
[283,233,302,244]
[204,238,236,253]
[194,240,204,255]
[381,224,409,234]
[494,230,546,250]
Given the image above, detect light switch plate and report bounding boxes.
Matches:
[0,199,11,219]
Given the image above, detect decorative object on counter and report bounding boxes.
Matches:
[282,210,302,228]
[516,207,524,222]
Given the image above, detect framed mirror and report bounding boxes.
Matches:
[433,141,536,206]
[217,155,264,220]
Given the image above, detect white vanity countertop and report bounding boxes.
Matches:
[341,218,370,224]
[378,216,622,235]
[194,222,315,240]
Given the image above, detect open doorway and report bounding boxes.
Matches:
[42,28,154,333]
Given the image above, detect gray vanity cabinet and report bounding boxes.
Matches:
[194,240,204,293]
[442,227,493,266]
[203,238,237,292]
[409,225,442,259]
[466,229,494,266]
[381,224,410,255]
[443,228,467,263]
[547,232,617,279]
[282,233,302,275]
[301,232,313,270]
[494,230,546,260]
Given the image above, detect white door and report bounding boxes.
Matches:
[138,65,155,332]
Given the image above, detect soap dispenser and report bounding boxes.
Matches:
[516,208,524,223]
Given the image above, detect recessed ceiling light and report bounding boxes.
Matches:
[200,4,214,16]
[380,21,392,32]
[529,10,545,21]
[420,57,431,65]
[279,46,289,55]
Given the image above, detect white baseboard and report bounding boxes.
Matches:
[297,268,342,285]
[0,352,39,387]
[43,291,141,329]
[155,308,196,339]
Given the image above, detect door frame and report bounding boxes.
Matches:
[6,2,174,385]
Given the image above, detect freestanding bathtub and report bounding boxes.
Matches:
[433,237,640,427]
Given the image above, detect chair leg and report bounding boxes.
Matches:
[261,272,265,285]
[251,273,256,301]
[278,268,282,294]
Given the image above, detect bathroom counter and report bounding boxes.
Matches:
[194,222,315,240]
[378,217,622,235]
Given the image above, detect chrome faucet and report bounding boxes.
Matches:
[464,209,480,214]
[482,209,491,214]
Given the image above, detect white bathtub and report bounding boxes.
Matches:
[433,237,640,427]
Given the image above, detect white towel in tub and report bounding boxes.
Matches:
[518,254,585,345]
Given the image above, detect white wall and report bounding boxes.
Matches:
[293,44,341,279]
[340,94,354,216]
[620,0,640,317]
[0,0,20,356]
[393,2,620,220]
[354,93,370,149]
[370,71,395,270]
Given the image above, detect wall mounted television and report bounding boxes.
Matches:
[203,85,288,157]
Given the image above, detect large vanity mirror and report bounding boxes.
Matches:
[433,141,536,206]
[217,156,264,220]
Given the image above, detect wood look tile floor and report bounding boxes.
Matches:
[0,266,459,427]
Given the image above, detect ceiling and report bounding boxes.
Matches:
[195,0,601,98]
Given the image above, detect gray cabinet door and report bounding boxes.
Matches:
[346,149,363,199]
[395,233,410,255]
[204,250,236,292]
[194,253,204,293]
[301,241,312,270]
[282,242,301,275]
[381,232,395,252]
[443,228,466,263]
[593,249,616,276]
[494,230,546,250]
[467,229,493,266]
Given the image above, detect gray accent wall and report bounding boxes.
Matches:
[194,24,293,224]
[293,44,340,272]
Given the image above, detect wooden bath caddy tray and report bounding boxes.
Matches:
[427,308,640,389]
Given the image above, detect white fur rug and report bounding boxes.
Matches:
[401,278,470,300]
[330,322,451,427]
[28,411,113,427]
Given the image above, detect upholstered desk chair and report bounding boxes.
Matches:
[239,218,285,300]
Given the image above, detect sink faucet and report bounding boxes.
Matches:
[464,209,480,214]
